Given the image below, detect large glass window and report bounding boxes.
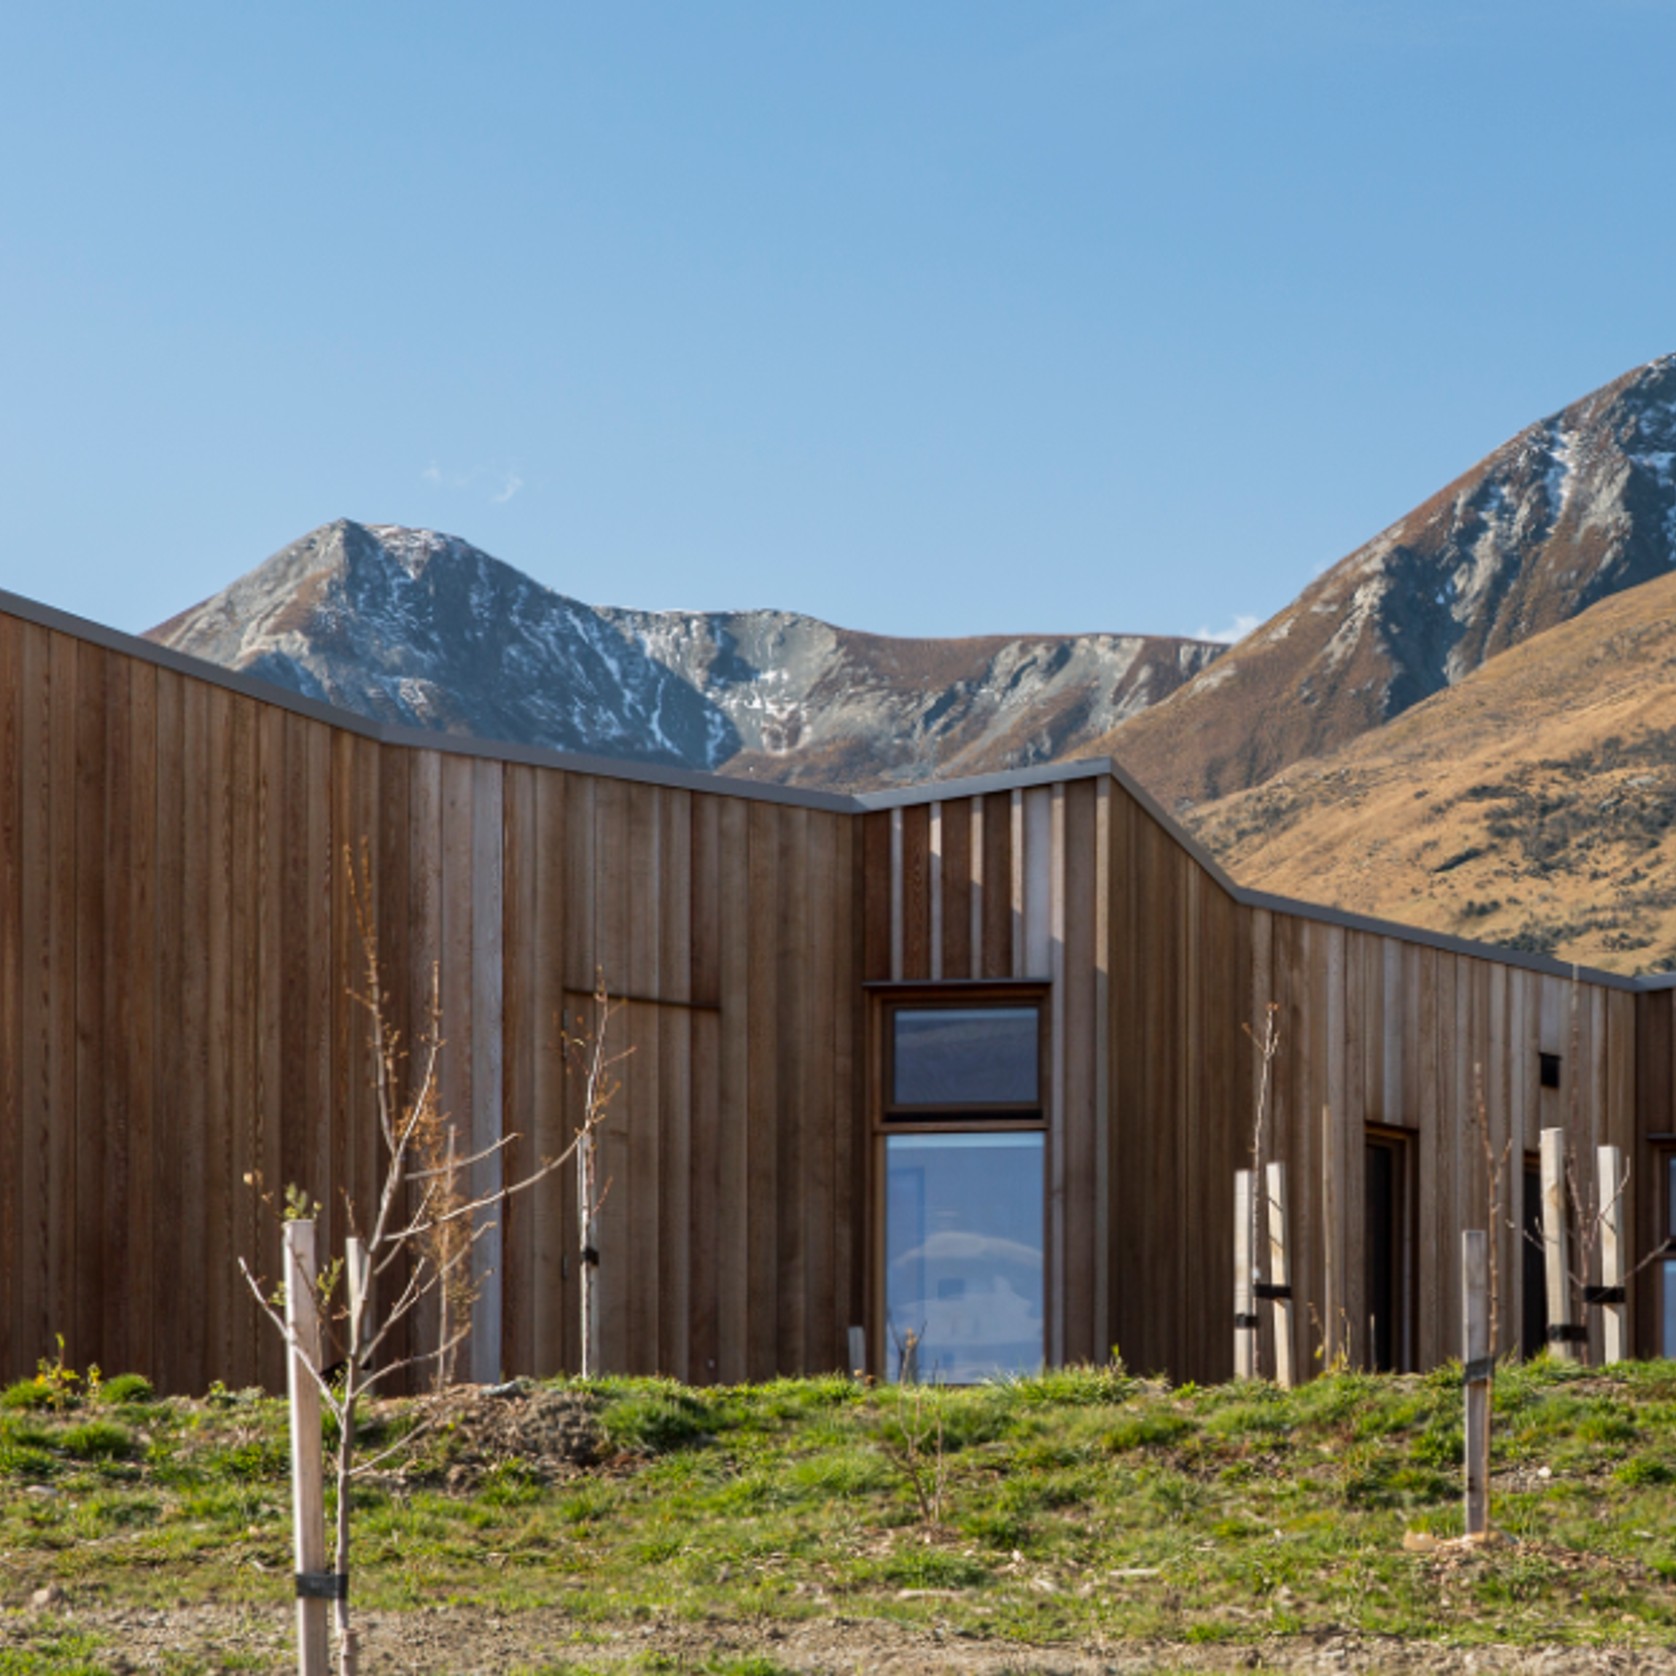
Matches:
[884,1132,1044,1384]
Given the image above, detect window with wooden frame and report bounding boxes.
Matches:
[873,988,1048,1385]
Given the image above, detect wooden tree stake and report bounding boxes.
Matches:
[1462,1229,1490,1539]
[1265,1160,1295,1390]
[1596,1144,1627,1365]
[283,1219,329,1676]
[1234,1169,1258,1380]
[1540,1128,1576,1363]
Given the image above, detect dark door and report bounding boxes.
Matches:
[1364,1134,1412,1372]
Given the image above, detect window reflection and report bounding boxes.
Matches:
[891,1007,1038,1108]
[885,1132,1043,1383]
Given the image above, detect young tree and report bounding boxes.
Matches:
[242,859,622,1676]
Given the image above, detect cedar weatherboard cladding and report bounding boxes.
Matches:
[0,590,1666,1392]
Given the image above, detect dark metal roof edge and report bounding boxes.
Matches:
[1234,887,1646,992]
[854,756,1119,811]
[0,586,858,814]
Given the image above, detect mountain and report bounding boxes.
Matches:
[147,520,1223,787]
[1100,354,1676,813]
[1186,567,1676,973]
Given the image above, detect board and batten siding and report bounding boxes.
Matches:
[0,602,866,1392]
[0,588,1665,1395]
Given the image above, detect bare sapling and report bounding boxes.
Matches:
[240,849,621,1676]
[1238,1003,1280,1379]
[1469,1063,1512,1353]
[559,974,631,1380]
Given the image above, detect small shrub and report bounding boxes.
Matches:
[599,1384,717,1454]
[97,1373,154,1406]
[1614,1453,1673,1487]
[58,1421,139,1462]
[1104,1409,1193,1451]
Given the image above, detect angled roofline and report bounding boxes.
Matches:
[0,586,858,814]
[5,583,1671,993]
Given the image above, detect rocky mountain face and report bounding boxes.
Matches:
[1100,354,1676,813]
[1185,567,1676,974]
[148,520,1223,788]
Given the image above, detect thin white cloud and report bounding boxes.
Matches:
[421,461,525,505]
[1194,613,1259,645]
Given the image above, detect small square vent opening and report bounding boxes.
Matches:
[1539,1052,1562,1090]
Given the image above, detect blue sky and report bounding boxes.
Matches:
[3,2,1673,643]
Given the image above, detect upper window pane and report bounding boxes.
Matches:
[892,1007,1038,1107]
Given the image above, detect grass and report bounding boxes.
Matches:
[6,1358,1676,1667]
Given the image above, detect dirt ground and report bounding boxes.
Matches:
[8,1602,1676,1675]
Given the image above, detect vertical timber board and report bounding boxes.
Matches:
[1180,850,1206,1377]
[1049,783,1069,1366]
[1010,790,1025,979]
[1060,780,1096,1365]
[225,696,261,1384]
[72,642,107,1371]
[928,803,943,982]
[1111,789,1146,1370]
[660,790,693,1378]
[1024,789,1053,980]
[776,807,808,1370]
[968,795,984,979]
[529,767,569,1377]
[17,622,55,1372]
[204,683,237,1386]
[804,811,840,1372]
[404,750,444,1374]
[888,808,904,982]
[687,790,722,1381]
[326,733,355,1341]
[65,640,103,1374]
[835,811,864,1359]
[46,636,78,1373]
[591,774,633,1373]
[1093,780,1112,1359]
[744,801,780,1380]
[178,674,214,1393]
[151,665,186,1392]
[253,701,285,1391]
[435,754,475,1372]
[472,760,506,1382]
[500,765,537,1377]
[983,793,1012,978]
[860,810,891,983]
[716,795,751,1381]
[901,802,931,982]
[305,723,334,1285]
[624,780,661,1374]
[941,798,971,983]
[0,618,20,1378]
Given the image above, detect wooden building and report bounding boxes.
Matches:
[2,585,1673,1393]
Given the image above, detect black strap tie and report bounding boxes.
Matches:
[1462,1355,1496,1385]
[1234,1312,1260,1330]
[582,1245,600,1267]
[1583,1284,1626,1306]
[1254,1282,1292,1301]
[1546,1323,1589,1345]
[296,1572,348,1601]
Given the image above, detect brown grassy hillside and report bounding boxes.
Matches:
[1187,569,1676,973]
[1104,355,1676,814]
